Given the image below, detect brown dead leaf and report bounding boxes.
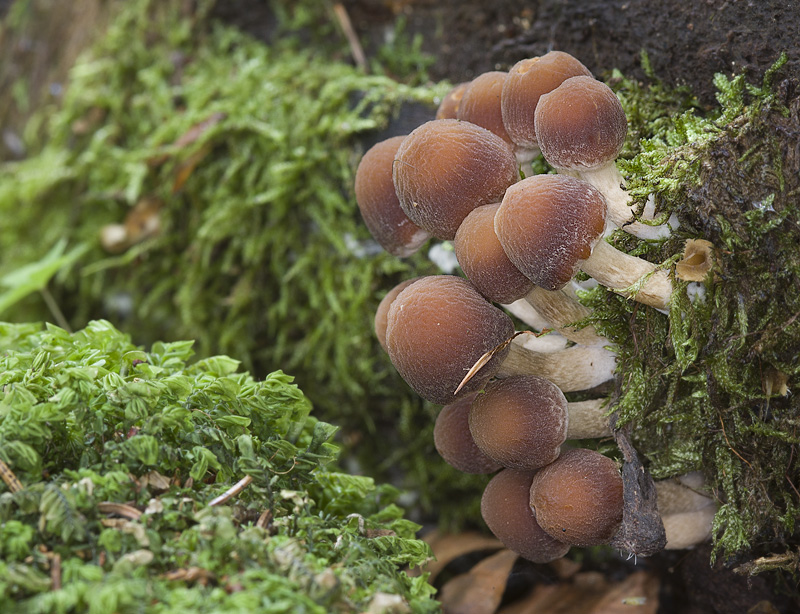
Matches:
[589,570,659,614]
[142,469,172,491]
[416,531,504,582]
[163,566,215,585]
[173,112,227,149]
[100,196,164,254]
[497,570,659,614]
[366,528,397,538]
[172,143,212,193]
[97,501,142,520]
[439,549,519,614]
[148,112,227,166]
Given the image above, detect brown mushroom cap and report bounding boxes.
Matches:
[385,275,515,404]
[469,375,568,471]
[374,278,421,351]
[529,448,623,547]
[392,119,519,240]
[454,203,534,304]
[535,75,628,172]
[457,71,511,143]
[495,174,606,291]
[436,81,470,120]
[434,393,503,474]
[355,136,430,257]
[501,51,593,150]
[481,468,570,563]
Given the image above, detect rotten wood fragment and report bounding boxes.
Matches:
[608,413,666,557]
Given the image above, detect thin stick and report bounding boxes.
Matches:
[209,474,253,507]
[0,458,23,493]
[333,3,368,72]
[454,330,551,395]
[40,286,72,332]
[51,553,62,591]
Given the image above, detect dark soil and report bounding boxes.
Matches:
[344,0,800,107]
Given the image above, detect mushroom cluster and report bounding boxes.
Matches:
[356,51,716,562]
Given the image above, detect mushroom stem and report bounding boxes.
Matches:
[581,239,673,310]
[502,297,554,332]
[575,166,672,240]
[523,286,607,346]
[654,473,717,550]
[497,341,617,392]
[566,398,611,439]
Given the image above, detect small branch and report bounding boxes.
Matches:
[333,3,368,72]
[717,412,753,469]
[50,552,62,591]
[0,459,23,493]
[208,474,253,507]
[454,330,552,395]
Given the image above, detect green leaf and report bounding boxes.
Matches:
[0,239,88,315]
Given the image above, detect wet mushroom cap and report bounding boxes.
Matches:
[355,136,430,257]
[529,448,623,547]
[392,119,519,240]
[535,75,628,172]
[495,174,606,291]
[374,277,420,351]
[434,393,504,474]
[457,71,511,143]
[385,275,515,405]
[469,375,568,471]
[436,81,470,120]
[501,51,593,149]
[481,468,570,563]
[454,203,534,304]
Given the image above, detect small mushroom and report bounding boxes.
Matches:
[392,119,519,240]
[501,51,593,161]
[385,275,515,404]
[535,76,671,240]
[675,239,715,282]
[469,375,610,471]
[355,136,431,257]
[495,174,673,309]
[529,448,624,547]
[434,393,503,474]
[457,71,512,145]
[481,468,570,563]
[454,202,606,345]
[385,276,616,404]
[453,202,534,304]
[436,81,470,120]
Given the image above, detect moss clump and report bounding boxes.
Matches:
[0,320,437,613]
[0,0,475,520]
[581,54,800,568]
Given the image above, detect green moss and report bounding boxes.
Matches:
[589,53,800,567]
[0,320,438,612]
[0,0,479,524]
